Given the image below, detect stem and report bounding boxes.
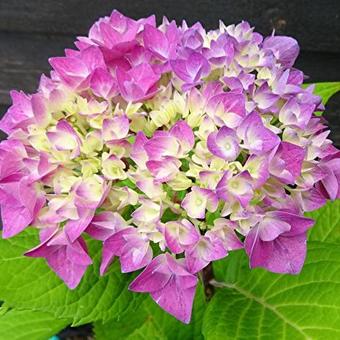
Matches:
[202,262,215,300]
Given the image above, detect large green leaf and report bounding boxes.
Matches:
[203,243,340,339]
[0,229,144,325]
[306,82,340,105]
[94,283,207,340]
[0,308,69,340]
[307,200,340,243]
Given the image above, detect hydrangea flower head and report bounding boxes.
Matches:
[0,10,339,323]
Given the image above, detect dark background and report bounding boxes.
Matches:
[0,0,339,146]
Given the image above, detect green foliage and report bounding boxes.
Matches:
[307,200,340,243]
[0,229,144,326]
[161,207,180,222]
[0,308,70,340]
[205,210,221,226]
[116,178,138,190]
[310,82,340,104]
[94,284,207,340]
[202,198,340,339]
[203,243,340,339]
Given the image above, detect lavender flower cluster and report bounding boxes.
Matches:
[0,10,339,323]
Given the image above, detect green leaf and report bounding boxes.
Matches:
[205,210,221,226]
[307,200,340,243]
[0,309,70,340]
[203,243,340,339]
[116,178,137,190]
[305,82,340,105]
[0,229,144,326]
[94,283,207,340]
[161,207,180,223]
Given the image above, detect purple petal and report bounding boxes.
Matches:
[49,56,89,88]
[207,126,240,161]
[257,217,291,241]
[90,67,117,98]
[64,208,95,243]
[129,254,198,324]
[263,36,299,68]
[86,211,126,241]
[100,227,136,275]
[185,236,227,273]
[130,131,148,168]
[270,211,314,236]
[146,157,181,182]
[144,135,179,160]
[143,24,169,59]
[150,276,196,324]
[269,142,305,184]
[238,112,280,155]
[216,171,253,208]
[26,231,92,289]
[119,237,153,273]
[164,219,200,254]
[253,83,279,110]
[170,120,195,151]
[206,219,243,251]
[171,52,210,85]
[244,155,270,188]
[0,91,34,134]
[102,115,129,142]
[245,226,308,274]
[207,92,246,128]
[129,254,172,292]
[294,187,327,212]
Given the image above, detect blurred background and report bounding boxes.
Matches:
[0,0,340,146]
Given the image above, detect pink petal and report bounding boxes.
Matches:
[49,57,89,88]
[164,219,200,254]
[150,276,196,324]
[185,236,227,273]
[26,231,92,289]
[117,63,160,102]
[90,68,117,98]
[258,218,291,241]
[270,211,314,236]
[245,227,308,275]
[119,237,153,273]
[144,135,179,160]
[143,24,169,59]
[170,120,195,152]
[102,115,129,141]
[269,142,305,184]
[129,254,198,324]
[129,254,172,292]
[0,180,45,238]
[263,36,299,68]
[238,112,280,155]
[86,212,126,241]
[146,157,181,182]
[0,91,34,134]
[130,131,149,169]
[64,208,95,242]
[207,126,240,161]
